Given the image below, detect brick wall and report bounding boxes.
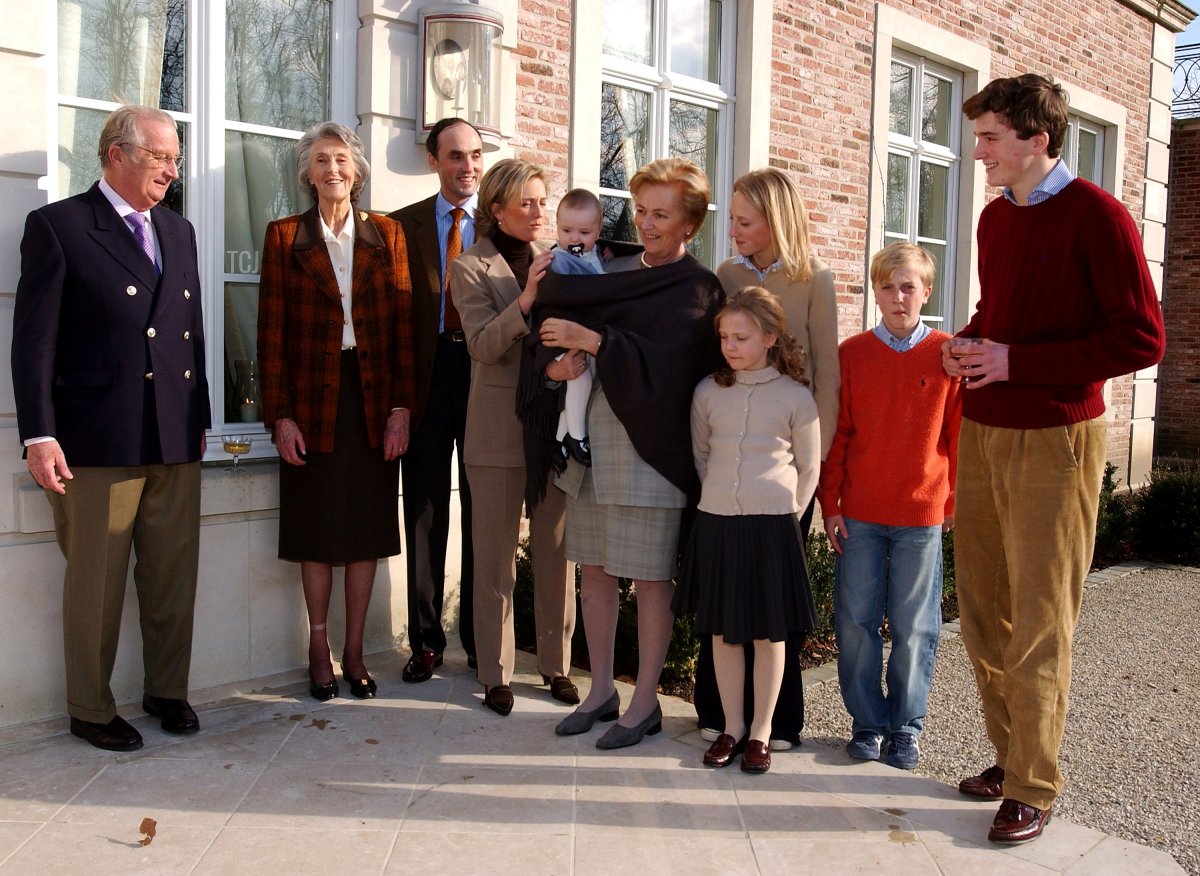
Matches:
[511,0,572,199]
[1158,119,1200,460]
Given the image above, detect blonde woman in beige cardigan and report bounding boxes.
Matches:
[694,168,839,749]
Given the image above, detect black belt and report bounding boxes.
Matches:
[439,330,465,342]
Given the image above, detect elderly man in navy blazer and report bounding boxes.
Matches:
[11,105,211,751]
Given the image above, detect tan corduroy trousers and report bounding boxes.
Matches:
[955,416,1106,811]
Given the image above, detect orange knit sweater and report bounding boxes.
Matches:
[816,330,961,527]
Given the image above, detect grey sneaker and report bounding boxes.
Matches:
[885,732,920,770]
[845,730,884,761]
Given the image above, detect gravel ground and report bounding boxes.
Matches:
[801,564,1199,874]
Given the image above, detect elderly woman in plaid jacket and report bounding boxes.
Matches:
[258,122,416,703]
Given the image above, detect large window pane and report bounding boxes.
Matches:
[889,62,913,137]
[669,0,721,82]
[921,74,952,147]
[600,84,650,191]
[918,161,948,240]
[224,283,262,422]
[668,101,717,182]
[886,153,910,235]
[225,0,331,130]
[59,0,188,111]
[920,242,947,322]
[685,216,715,265]
[1077,128,1098,183]
[600,193,636,243]
[603,0,652,65]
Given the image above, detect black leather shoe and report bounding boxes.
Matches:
[563,435,592,466]
[70,715,143,751]
[343,670,377,699]
[142,696,199,734]
[308,669,339,702]
[467,653,478,670]
[988,799,1052,844]
[483,684,514,716]
[402,649,443,683]
[551,441,570,474]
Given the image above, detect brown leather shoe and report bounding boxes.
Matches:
[959,764,1005,799]
[988,798,1052,844]
[483,684,514,716]
[402,649,443,683]
[142,696,199,734]
[547,676,580,705]
[740,739,772,774]
[70,716,143,751]
[703,733,746,768]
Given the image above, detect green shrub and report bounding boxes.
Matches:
[1093,462,1134,568]
[805,530,837,639]
[1131,462,1200,564]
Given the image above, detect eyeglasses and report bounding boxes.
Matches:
[122,143,185,171]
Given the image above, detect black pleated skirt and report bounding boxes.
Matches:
[673,511,816,644]
[278,351,401,563]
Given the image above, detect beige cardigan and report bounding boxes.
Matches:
[716,257,839,459]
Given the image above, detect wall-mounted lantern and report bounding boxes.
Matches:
[418,1,504,150]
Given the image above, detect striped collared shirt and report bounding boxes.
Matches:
[1004,158,1075,206]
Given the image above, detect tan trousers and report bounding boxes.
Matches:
[466,465,575,687]
[48,462,201,723]
[955,417,1106,811]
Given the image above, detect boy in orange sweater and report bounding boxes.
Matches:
[816,242,961,770]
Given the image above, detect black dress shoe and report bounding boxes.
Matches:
[988,798,1052,844]
[563,435,592,466]
[483,684,514,716]
[959,764,1005,799]
[142,696,200,734]
[343,670,377,699]
[309,668,339,702]
[467,653,478,670]
[70,715,143,751]
[402,649,443,683]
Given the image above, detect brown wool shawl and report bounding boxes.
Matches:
[518,252,725,507]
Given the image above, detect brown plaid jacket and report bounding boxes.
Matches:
[257,206,416,454]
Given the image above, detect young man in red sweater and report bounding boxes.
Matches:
[944,74,1165,845]
[818,243,961,773]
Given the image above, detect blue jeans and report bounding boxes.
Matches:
[834,519,943,738]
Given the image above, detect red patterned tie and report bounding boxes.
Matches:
[443,207,465,332]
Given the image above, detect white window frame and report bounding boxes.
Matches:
[868,5,990,333]
[49,0,355,459]
[571,0,739,267]
[883,51,962,328]
[1064,114,1105,187]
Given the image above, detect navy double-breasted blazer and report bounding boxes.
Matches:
[11,182,212,466]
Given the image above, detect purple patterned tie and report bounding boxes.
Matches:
[125,212,159,273]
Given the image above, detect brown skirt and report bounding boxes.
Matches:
[278,351,401,563]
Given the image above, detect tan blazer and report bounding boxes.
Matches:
[450,236,552,468]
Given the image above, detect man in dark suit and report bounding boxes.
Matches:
[388,118,484,681]
[11,105,211,751]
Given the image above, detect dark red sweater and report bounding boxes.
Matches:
[960,179,1165,429]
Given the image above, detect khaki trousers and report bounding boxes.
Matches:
[466,465,575,687]
[955,417,1105,811]
[48,462,201,723]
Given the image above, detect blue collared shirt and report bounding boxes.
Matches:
[731,252,782,282]
[1003,158,1075,206]
[873,320,931,352]
[436,192,478,332]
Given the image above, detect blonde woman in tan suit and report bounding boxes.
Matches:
[449,159,579,716]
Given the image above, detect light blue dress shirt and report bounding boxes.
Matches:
[435,192,478,332]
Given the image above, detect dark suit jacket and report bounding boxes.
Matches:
[257,206,417,454]
[11,182,211,466]
[389,195,442,432]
